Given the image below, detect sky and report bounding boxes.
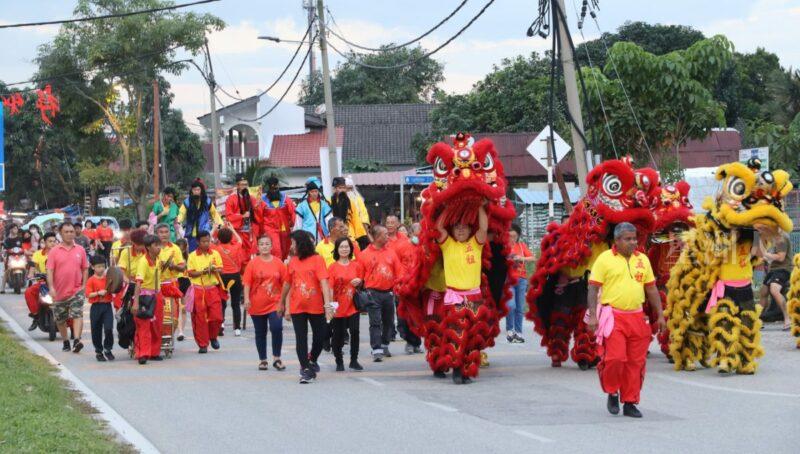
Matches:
[1,0,800,134]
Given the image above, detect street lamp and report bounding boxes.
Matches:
[257,36,308,44]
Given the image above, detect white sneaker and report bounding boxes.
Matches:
[234,329,242,337]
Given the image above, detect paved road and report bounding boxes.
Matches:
[1,293,799,453]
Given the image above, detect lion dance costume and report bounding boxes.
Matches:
[646,181,694,358]
[397,133,515,384]
[526,158,660,369]
[666,160,793,374]
[787,254,800,349]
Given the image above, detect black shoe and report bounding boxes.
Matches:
[607,394,620,415]
[104,351,115,361]
[336,360,345,372]
[210,339,220,350]
[452,369,464,385]
[177,334,185,342]
[349,360,363,371]
[383,346,392,358]
[299,368,315,384]
[218,327,225,337]
[62,341,71,352]
[309,360,321,373]
[72,339,84,353]
[138,357,148,365]
[96,353,107,362]
[413,346,424,354]
[433,371,447,379]
[150,356,164,361]
[578,360,590,371]
[199,347,208,354]
[28,319,38,331]
[623,403,642,418]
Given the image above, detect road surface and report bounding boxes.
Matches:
[1,293,798,453]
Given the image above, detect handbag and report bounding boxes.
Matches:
[354,287,373,312]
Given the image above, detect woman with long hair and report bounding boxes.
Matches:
[279,230,332,383]
[328,237,364,371]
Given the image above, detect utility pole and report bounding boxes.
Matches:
[555,0,588,193]
[316,0,340,196]
[152,79,161,200]
[303,0,317,81]
[205,40,222,190]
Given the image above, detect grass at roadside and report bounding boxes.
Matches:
[0,323,131,453]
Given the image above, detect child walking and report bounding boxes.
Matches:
[86,255,117,362]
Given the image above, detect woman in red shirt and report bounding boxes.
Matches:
[506,224,534,343]
[279,230,331,384]
[243,235,288,371]
[328,237,365,372]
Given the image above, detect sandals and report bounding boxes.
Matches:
[258,361,268,371]
[272,359,286,371]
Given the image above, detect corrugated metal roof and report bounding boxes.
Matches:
[514,187,582,204]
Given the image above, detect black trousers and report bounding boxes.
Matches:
[221,273,242,330]
[331,313,360,361]
[365,289,395,351]
[396,296,421,347]
[291,313,326,370]
[90,303,114,353]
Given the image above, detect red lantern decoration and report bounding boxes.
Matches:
[1,93,25,115]
[35,84,60,126]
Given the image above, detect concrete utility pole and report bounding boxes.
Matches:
[205,39,222,190]
[304,0,317,81]
[316,0,340,194]
[152,79,161,200]
[555,0,588,193]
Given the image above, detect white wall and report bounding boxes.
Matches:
[257,95,306,159]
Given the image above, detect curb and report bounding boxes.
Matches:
[0,305,160,454]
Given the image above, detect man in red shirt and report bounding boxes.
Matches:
[46,222,90,353]
[225,173,260,257]
[259,176,296,260]
[359,224,403,362]
[384,215,421,354]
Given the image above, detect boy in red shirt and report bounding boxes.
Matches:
[212,227,246,336]
[86,255,117,362]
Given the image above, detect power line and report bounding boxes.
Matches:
[0,0,219,29]
[325,0,468,52]
[325,0,495,70]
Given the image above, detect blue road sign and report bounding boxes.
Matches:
[404,175,433,185]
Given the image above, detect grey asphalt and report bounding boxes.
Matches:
[1,293,798,454]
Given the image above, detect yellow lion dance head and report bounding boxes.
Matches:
[708,159,793,232]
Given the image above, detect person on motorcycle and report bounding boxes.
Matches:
[24,232,57,330]
[1,224,23,294]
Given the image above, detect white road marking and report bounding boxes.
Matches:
[0,305,160,454]
[513,429,555,443]
[423,402,459,412]
[356,376,385,387]
[651,373,800,398]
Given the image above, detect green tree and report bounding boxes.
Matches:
[162,107,204,189]
[744,115,800,181]
[35,0,223,217]
[763,68,800,126]
[580,35,733,165]
[299,45,444,105]
[576,21,705,70]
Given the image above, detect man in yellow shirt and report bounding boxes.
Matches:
[177,179,223,252]
[132,235,164,364]
[186,231,224,353]
[587,222,664,419]
[315,217,360,266]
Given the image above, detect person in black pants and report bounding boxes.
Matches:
[280,231,332,384]
[328,237,364,371]
[85,255,115,361]
[396,296,422,354]
[215,228,244,336]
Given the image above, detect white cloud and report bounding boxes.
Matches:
[702,0,800,68]
[206,21,269,55]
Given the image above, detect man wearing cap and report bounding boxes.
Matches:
[225,173,261,256]
[178,179,223,251]
[587,222,665,419]
[259,176,296,260]
[295,177,332,243]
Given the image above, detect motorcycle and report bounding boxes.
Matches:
[26,274,58,341]
[6,247,27,294]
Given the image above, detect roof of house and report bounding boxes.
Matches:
[469,132,577,179]
[197,96,258,123]
[266,128,344,168]
[304,104,433,166]
[676,129,741,168]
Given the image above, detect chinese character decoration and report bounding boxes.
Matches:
[1,93,25,115]
[35,84,60,126]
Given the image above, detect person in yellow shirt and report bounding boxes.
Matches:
[177,179,223,252]
[315,217,360,266]
[436,201,488,303]
[132,234,163,364]
[116,229,147,309]
[30,232,57,276]
[587,222,664,419]
[24,232,58,331]
[345,177,372,249]
[186,231,224,353]
[155,223,186,345]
